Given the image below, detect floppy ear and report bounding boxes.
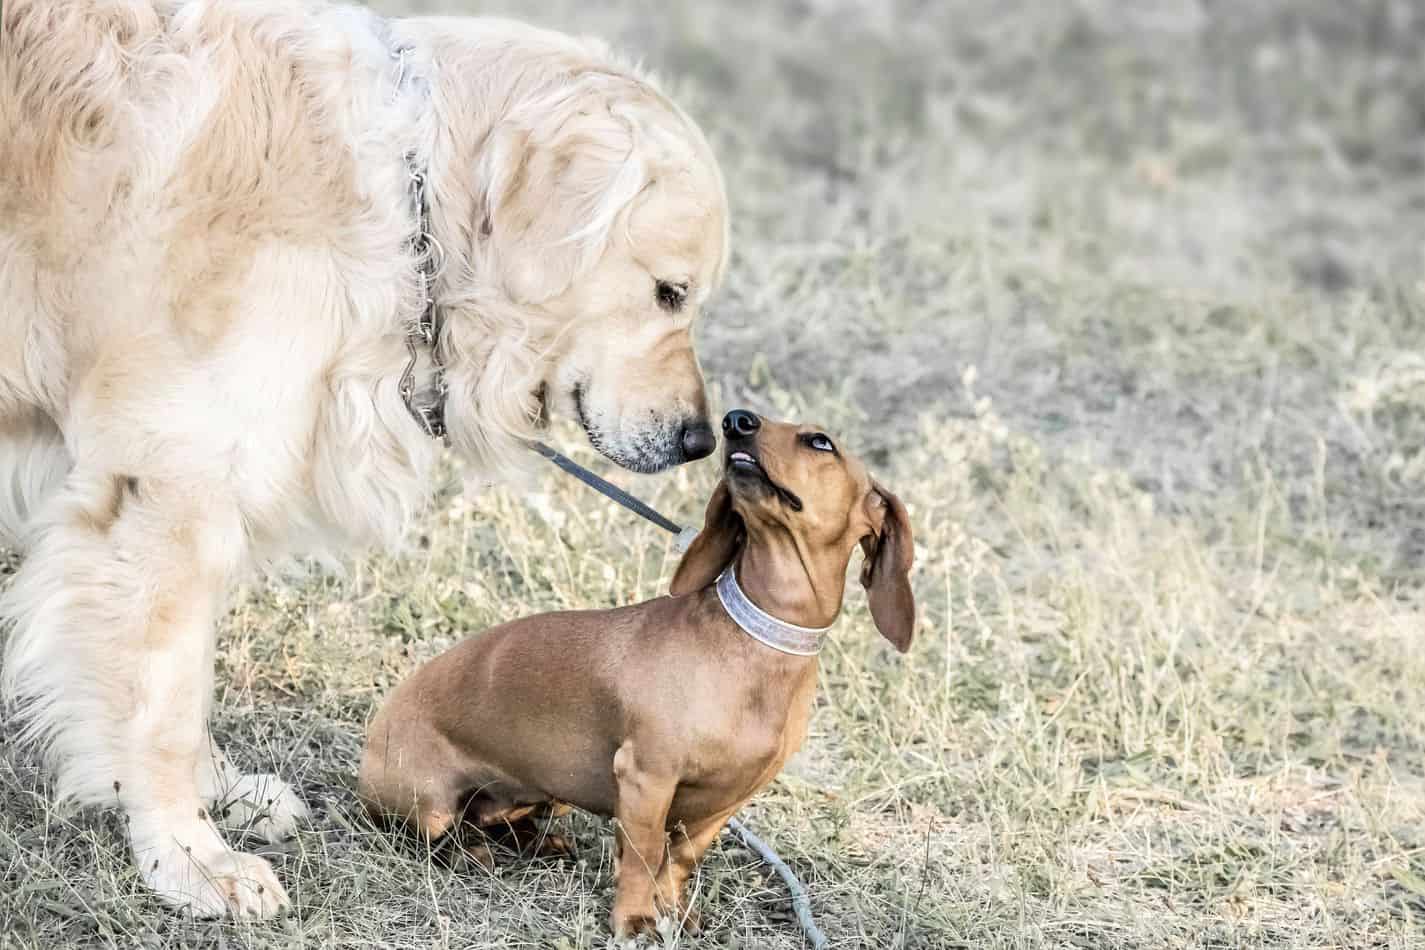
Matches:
[670,481,741,595]
[475,81,648,304]
[858,483,916,652]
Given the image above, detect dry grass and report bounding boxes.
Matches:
[6,0,1425,947]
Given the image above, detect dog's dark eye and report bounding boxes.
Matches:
[655,280,687,312]
[808,433,835,453]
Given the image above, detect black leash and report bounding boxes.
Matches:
[527,440,829,949]
[528,441,700,551]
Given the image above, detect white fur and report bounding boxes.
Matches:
[0,411,70,551]
[0,0,727,918]
[197,745,310,843]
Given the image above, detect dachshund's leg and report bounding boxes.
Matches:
[357,724,470,848]
[656,808,737,934]
[609,743,676,939]
[464,799,573,860]
[488,815,575,859]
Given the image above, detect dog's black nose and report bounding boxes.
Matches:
[681,421,717,461]
[722,409,761,439]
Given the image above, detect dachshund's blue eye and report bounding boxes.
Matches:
[810,434,834,453]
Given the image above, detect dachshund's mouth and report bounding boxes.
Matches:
[726,450,803,512]
[727,450,762,477]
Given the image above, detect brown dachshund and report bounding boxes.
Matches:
[358,410,915,938]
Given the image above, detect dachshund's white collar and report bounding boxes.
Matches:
[716,567,831,656]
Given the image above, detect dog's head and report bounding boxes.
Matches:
[534,131,725,473]
[670,411,916,651]
[436,34,727,475]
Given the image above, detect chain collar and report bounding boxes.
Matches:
[716,566,831,656]
[392,43,447,441]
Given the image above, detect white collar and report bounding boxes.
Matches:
[716,567,832,656]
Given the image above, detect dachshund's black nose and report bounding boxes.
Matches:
[722,409,761,439]
[680,421,717,461]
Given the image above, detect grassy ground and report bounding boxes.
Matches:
[5,0,1425,946]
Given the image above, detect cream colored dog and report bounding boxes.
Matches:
[0,0,727,918]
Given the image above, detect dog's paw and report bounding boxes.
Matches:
[532,831,575,860]
[214,773,309,843]
[609,907,660,941]
[671,905,702,936]
[451,839,496,872]
[141,839,290,918]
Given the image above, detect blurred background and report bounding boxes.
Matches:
[400,0,1425,566]
[5,1,1425,947]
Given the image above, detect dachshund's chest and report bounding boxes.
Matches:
[668,672,817,820]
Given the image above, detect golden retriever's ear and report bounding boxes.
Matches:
[858,483,915,652]
[670,481,741,595]
[476,85,647,304]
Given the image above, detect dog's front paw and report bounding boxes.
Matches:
[215,773,309,843]
[671,905,702,936]
[609,906,660,940]
[532,830,575,860]
[139,836,290,918]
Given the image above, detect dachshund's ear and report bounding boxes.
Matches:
[858,483,915,652]
[671,481,742,595]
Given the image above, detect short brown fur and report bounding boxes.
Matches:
[360,415,915,938]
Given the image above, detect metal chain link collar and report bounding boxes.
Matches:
[392,44,447,441]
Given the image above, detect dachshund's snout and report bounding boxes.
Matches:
[722,409,760,439]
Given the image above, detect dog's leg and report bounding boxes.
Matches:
[609,742,675,939]
[0,472,289,918]
[195,738,309,844]
[477,812,576,860]
[655,808,737,935]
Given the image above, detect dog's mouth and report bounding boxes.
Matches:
[725,449,803,512]
[570,382,681,474]
[728,449,762,476]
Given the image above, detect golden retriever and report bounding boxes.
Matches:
[0,0,727,917]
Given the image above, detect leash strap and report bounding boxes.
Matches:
[726,817,829,949]
[528,442,700,552]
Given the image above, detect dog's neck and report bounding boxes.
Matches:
[374,20,447,440]
[723,531,852,654]
[380,17,575,468]
[717,565,832,656]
